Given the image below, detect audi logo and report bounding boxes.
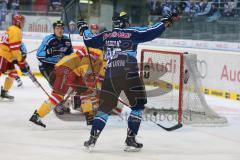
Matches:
[196,60,208,79]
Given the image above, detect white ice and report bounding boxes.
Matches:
[0,77,240,160]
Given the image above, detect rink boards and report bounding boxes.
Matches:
[14,32,240,102]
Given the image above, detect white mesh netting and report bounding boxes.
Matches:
[141,50,227,126]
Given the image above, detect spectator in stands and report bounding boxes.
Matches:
[155,0,162,15]
[194,0,212,16]
[162,0,175,16]
[148,0,156,15]
[33,0,48,12]
[184,0,200,14]
[206,2,221,22]
[222,0,237,17]
[50,0,62,11]
[198,0,207,12]
[0,0,8,29]
[64,21,78,34]
[11,0,19,10]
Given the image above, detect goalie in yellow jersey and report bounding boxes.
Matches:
[29,46,106,127]
[0,15,30,101]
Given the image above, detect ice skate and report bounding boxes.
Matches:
[29,110,46,128]
[84,130,101,150]
[0,87,14,101]
[124,129,143,152]
[16,77,23,87]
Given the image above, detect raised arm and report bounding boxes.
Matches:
[129,22,166,44]
[76,20,104,48]
[82,29,105,48]
[131,11,179,44]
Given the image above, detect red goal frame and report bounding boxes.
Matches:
[140,49,184,124]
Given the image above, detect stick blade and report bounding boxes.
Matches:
[157,123,183,131]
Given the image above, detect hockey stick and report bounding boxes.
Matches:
[27,71,51,98]
[27,48,38,54]
[117,97,183,131]
[151,120,183,131]
[151,112,183,131]
[54,87,75,110]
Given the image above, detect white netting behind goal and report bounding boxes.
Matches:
[141,49,227,126]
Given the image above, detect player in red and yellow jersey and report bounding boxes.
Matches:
[0,15,29,101]
[29,46,106,127]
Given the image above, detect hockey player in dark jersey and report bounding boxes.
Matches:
[36,20,73,86]
[77,11,179,151]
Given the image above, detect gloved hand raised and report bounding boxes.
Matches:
[161,11,179,27]
[76,19,89,36]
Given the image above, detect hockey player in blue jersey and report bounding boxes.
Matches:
[77,11,178,151]
[37,20,73,85]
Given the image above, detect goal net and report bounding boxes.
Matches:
[140,49,227,126]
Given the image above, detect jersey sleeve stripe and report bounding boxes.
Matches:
[11,47,20,50]
[126,22,164,33]
[9,41,22,45]
[10,44,21,49]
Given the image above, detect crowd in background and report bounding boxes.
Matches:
[148,0,240,22]
[0,0,72,29]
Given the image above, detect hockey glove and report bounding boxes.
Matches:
[18,60,30,74]
[76,19,89,36]
[20,62,30,75]
[161,11,179,27]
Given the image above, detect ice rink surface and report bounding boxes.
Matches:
[0,77,240,160]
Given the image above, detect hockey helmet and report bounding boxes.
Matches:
[112,11,129,28]
[53,20,64,28]
[90,24,99,30]
[12,15,25,28]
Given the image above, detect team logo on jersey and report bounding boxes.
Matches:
[103,32,131,40]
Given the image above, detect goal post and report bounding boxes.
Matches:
[140,49,227,126]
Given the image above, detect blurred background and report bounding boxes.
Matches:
[0,0,239,42]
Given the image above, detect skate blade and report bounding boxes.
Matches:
[29,119,46,128]
[124,146,141,152]
[0,97,14,102]
[28,122,46,130]
[83,145,95,152]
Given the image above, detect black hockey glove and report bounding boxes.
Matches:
[76,19,89,36]
[46,48,54,56]
[20,62,30,75]
[161,11,178,27]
